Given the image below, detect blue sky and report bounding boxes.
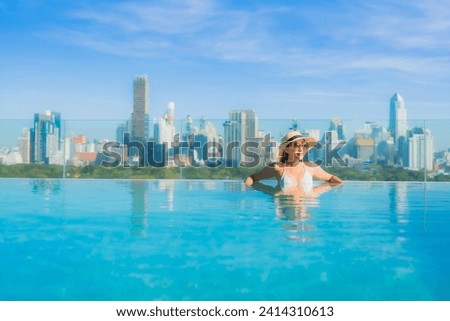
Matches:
[1,0,450,122]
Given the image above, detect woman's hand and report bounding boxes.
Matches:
[327,175,343,184]
[244,166,276,186]
[244,176,254,186]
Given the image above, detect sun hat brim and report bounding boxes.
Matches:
[279,133,317,151]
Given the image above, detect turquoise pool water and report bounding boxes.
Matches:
[0,179,449,300]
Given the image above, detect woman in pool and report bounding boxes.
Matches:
[244,131,342,190]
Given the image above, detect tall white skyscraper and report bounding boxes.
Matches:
[131,75,149,141]
[154,102,176,144]
[167,101,175,127]
[408,127,434,171]
[18,128,30,164]
[389,93,408,145]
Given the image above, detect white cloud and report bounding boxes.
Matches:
[332,0,450,51]
[71,0,219,34]
[42,29,172,58]
[43,0,450,82]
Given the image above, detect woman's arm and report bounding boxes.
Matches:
[252,181,280,195]
[244,165,277,186]
[310,165,343,184]
[327,175,342,184]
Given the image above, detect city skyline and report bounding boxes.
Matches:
[1,1,450,121]
[0,95,442,170]
[1,84,450,153]
[0,99,448,178]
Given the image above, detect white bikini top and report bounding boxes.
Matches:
[279,166,313,192]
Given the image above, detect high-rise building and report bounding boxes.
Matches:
[116,122,129,144]
[185,115,193,139]
[362,122,394,165]
[223,109,259,167]
[154,101,176,144]
[329,117,345,140]
[30,110,61,164]
[167,101,175,127]
[131,75,149,142]
[407,127,434,171]
[389,93,408,165]
[389,93,408,145]
[191,117,220,164]
[18,128,31,164]
[354,133,375,162]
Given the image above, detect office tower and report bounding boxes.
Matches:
[131,75,149,142]
[193,118,220,164]
[353,133,375,162]
[329,117,345,140]
[18,128,31,164]
[227,109,259,141]
[154,102,176,144]
[324,130,339,166]
[167,101,175,127]
[63,136,73,165]
[408,127,434,171]
[389,93,408,145]
[360,122,394,165]
[185,115,193,139]
[389,93,408,165]
[223,109,259,167]
[239,109,258,139]
[116,122,128,144]
[30,110,61,164]
[223,121,239,167]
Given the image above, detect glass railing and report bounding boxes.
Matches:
[0,118,448,181]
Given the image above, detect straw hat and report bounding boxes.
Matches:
[279,131,317,151]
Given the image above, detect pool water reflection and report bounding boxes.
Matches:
[0,179,449,300]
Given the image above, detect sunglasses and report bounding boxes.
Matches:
[287,141,309,149]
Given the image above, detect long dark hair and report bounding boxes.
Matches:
[266,154,287,168]
[278,149,289,164]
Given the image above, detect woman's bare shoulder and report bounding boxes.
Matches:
[303,161,320,168]
[303,161,321,172]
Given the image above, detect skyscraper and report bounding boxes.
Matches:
[389,93,407,145]
[116,122,128,144]
[30,110,61,164]
[223,109,259,167]
[408,127,434,171]
[329,117,345,140]
[18,128,30,164]
[389,93,408,165]
[131,75,149,142]
[154,101,176,144]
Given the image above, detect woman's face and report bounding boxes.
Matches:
[286,140,309,161]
